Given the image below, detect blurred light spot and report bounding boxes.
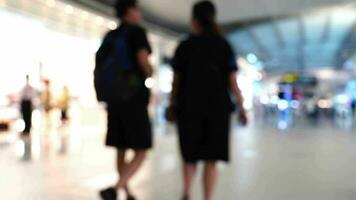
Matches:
[145,78,154,89]
[318,99,332,109]
[335,94,350,104]
[278,120,288,130]
[247,53,258,64]
[315,68,335,80]
[277,100,289,111]
[291,100,300,109]
[15,119,25,132]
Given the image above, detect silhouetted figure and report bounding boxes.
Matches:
[94,0,153,199]
[167,1,247,200]
[20,75,36,135]
[41,79,52,127]
[59,86,70,124]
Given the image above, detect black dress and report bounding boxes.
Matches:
[97,23,152,150]
[171,34,238,162]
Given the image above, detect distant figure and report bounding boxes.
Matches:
[42,80,52,113]
[167,1,247,200]
[41,80,52,127]
[58,86,70,124]
[94,0,153,199]
[20,75,36,135]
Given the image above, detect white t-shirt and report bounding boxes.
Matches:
[20,84,36,101]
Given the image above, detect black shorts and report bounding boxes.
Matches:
[106,102,152,150]
[177,108,231,163]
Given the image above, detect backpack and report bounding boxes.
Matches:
[94,27,141,103]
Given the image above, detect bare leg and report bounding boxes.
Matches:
[203,161,218,200]
[116,150,147,189]
[117,150,127,187]
[116,150,133,196]
[183,162,197,199]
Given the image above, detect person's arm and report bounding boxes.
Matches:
[133,27,153,78]
[229,72,248,125]
[170,73,180,106]
[166,73,180,122]
[137,49,153,78]
[166,41,187,122]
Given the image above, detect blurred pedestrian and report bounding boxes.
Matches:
[58,86,70,124]
[167,1,247,200]
[19,75,36,136]
[41,79,52,127]
[94,0,154,199]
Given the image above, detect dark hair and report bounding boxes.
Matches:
[193,1,218,34]
[115,0,138,18]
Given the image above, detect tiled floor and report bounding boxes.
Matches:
[1,110,356,200]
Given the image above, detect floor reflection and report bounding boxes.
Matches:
[1,108,356,199]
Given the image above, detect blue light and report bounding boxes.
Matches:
[247,53,258,64]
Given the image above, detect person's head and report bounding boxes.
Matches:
[44,79,50,87]
[115,0,142,25]
[192,1,219,34]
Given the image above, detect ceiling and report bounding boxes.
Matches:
[80,0,356,32]
[72,0,356,73]
[228,6,356,72]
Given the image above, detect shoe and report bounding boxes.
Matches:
[100,187,117,200]
[127,195,136,200]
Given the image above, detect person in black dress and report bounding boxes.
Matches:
[167,1,247,200]
[97,0,153,199]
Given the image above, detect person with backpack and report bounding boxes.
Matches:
[94,0,153,199]
[166,1,247,200]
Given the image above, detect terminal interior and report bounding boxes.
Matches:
[0,0,356,199]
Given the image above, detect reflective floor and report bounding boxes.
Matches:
[1,109,356,200]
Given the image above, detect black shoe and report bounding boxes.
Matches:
[127,195,136,200]
[100,187,117,200]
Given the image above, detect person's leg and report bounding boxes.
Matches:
[116,150,147,189]
[61,110,67,123]
[22,101,32,134]
[116,150,133,195]
[203,161,217,200]
[182,162,197,199]
[27,103,32,133]
[117,149,126,178]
